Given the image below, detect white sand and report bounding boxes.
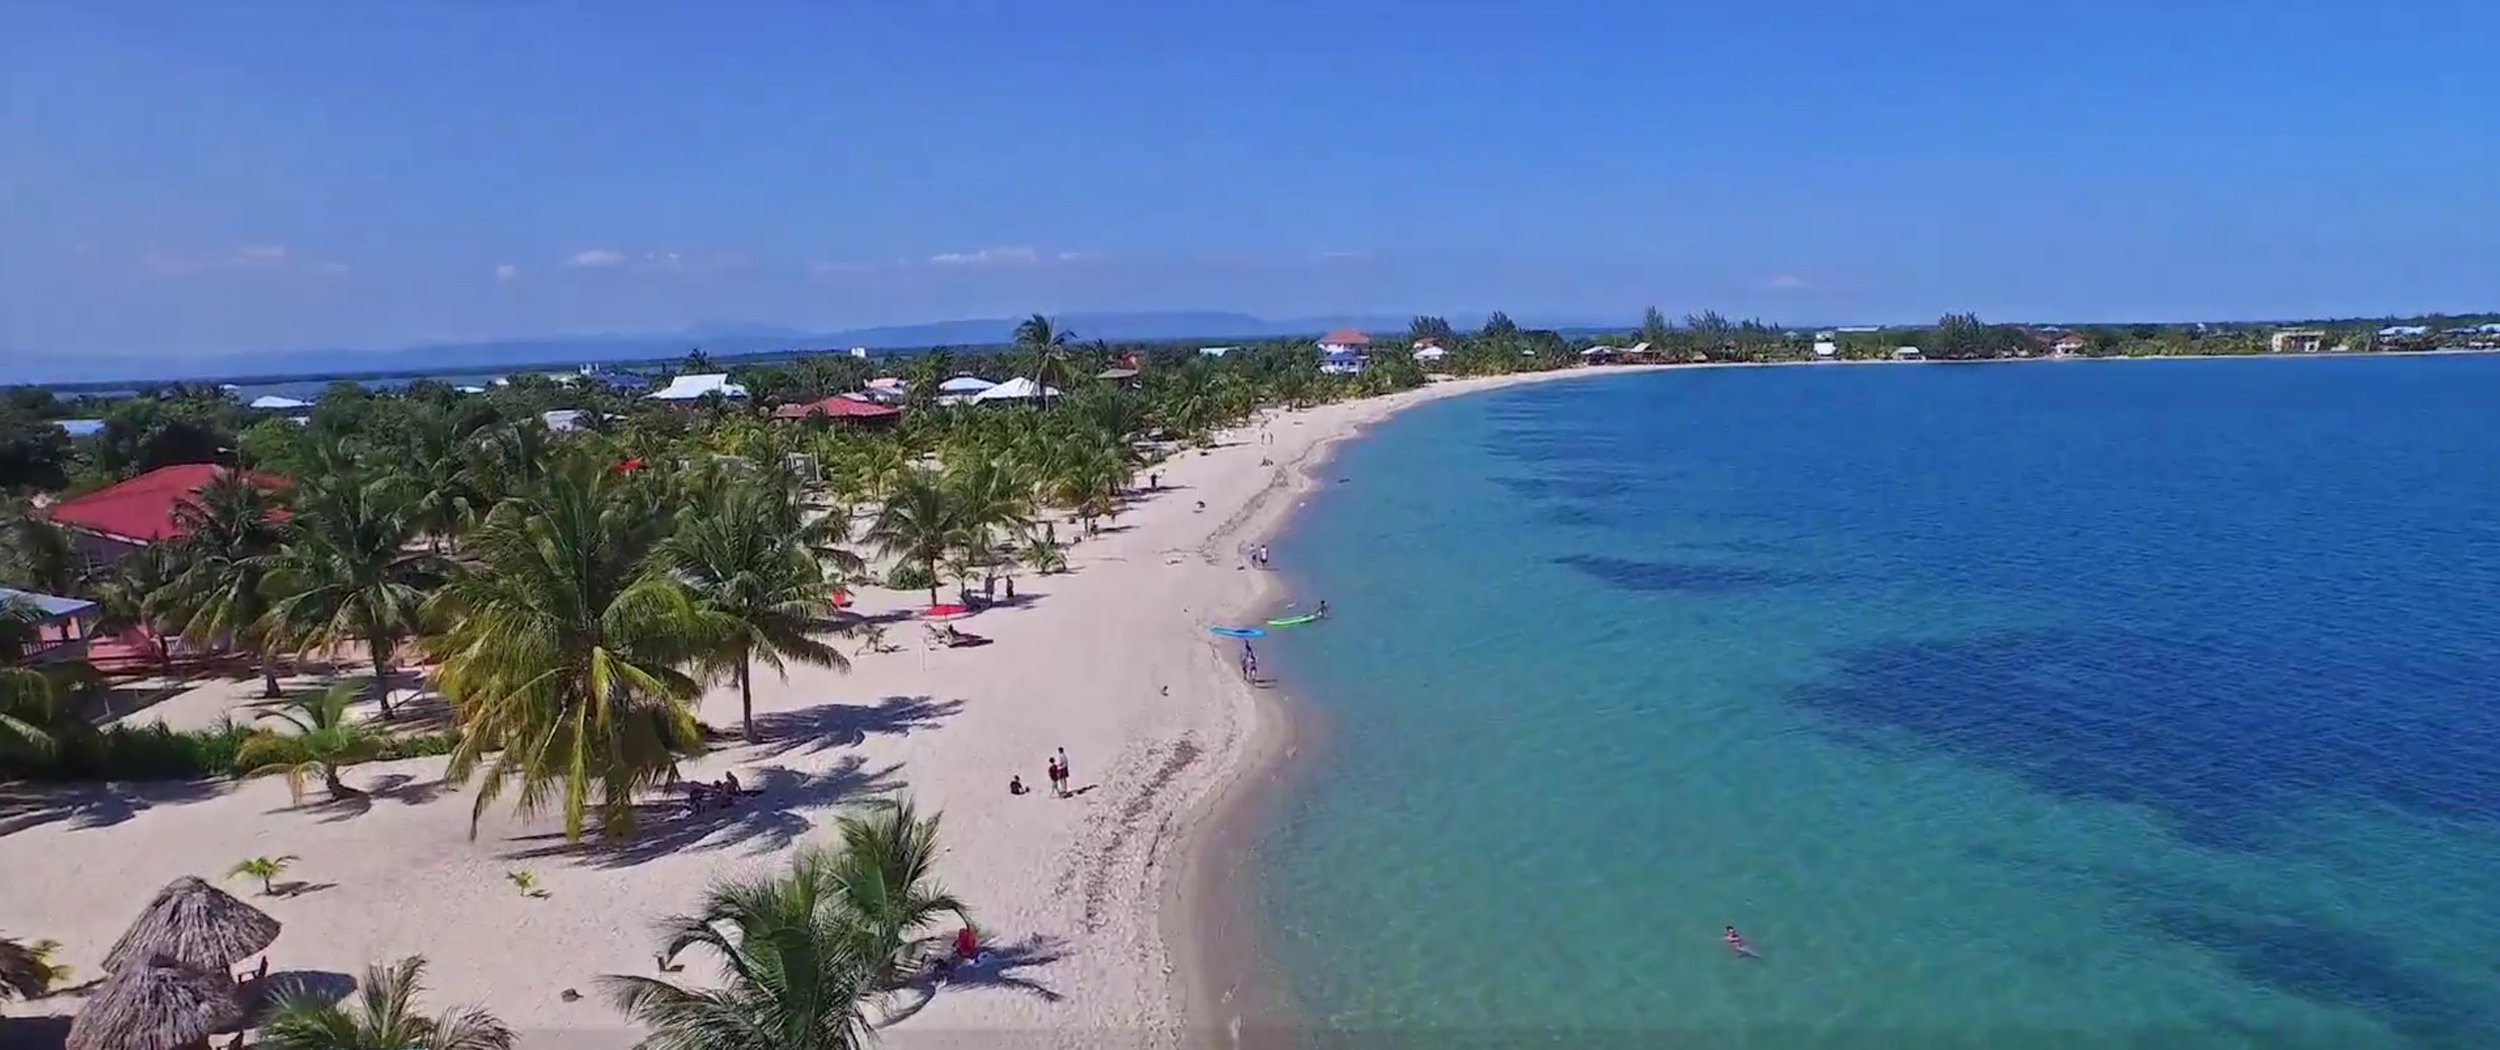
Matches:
[0,367,1645,1048]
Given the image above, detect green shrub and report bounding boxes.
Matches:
[885,560,934,591]
[2,720,460,783]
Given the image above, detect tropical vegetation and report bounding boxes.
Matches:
[258,955,516,1050]
[600,800,965,1050]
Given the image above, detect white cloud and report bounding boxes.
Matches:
[1762,274,1814,291]
[564,248,745,274]
[928,245,1040,267]
[1312,249,1373,262]
[494,263,522,283]
[1056,250,1100,262]
[141,251,206,275]
[139,243,340,275]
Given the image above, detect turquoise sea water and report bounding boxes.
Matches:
[1251,357,2500,1049]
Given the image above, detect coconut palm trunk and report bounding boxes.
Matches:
[367,633,394,720]
[259,652,281,698]
[735,650,755,742]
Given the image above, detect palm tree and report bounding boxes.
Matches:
[864,470,959,608]
[663,483,846,742]
[1012,314,1074,410]
[1,595,63,758]
[234,681,382,802]
[430,461,710,841]
[0,499,81,595]
[267,469,443,719]
[259,955,514,1050]
[91,545,181,674]
[226,855,298,896]
[600,801,966,1050]
[402,407,486,552]
[164,469,290,696]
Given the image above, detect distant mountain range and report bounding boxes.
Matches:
[22,310,1597,388]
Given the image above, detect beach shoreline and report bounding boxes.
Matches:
[0,363,1667,1050]
[1149,365,1685,1049]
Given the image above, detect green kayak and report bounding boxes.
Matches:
[1267,614,1320,626]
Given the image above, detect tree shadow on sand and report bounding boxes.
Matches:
[745,695,965,758]
[886,933,1070,1024]
[244,969,358,1013]
[497,756,903,870]
[0,778,228,836]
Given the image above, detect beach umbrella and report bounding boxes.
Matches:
[922,603,972,621]
[102,877,281,975]
[67,955,243,1050]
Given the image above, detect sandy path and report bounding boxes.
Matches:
[0,367,1645,1049]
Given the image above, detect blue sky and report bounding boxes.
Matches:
[3,0,2493,364]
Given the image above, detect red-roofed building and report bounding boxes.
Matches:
[1319,329,1372,353]
[45,464,287,568]
[770,395,904,427]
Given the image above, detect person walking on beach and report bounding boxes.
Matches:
[1240,640,1259,680]
[1045,754,1066,798]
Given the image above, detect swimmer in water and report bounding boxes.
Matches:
[1724,925,1757,958]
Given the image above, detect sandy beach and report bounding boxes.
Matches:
[0,366,1646,1049]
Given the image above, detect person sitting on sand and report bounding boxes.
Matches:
[1009,774,1028,796]
[956,924,982,963]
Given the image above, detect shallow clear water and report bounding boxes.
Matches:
[1253,357,2500,1049]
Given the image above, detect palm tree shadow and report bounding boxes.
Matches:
[498,757,903,870]
[951,933,1068,1002]
[890,933,1069,1021]
[0,779,227,836]
[747,695,964,758]
[246,968,357,1012]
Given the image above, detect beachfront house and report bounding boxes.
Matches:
[2051,332,2090,356]
[44,464,288,571]
[2270,329,2327,354]
[0,586,99,665]
[542,409,591,432]
[247,395,312,411]
[1412,343,1449,363]
[770,395,903,428]
[1893,346,1925,361]
[1197,346,1237,357]
[973,377,1061,403]
[645,373,748,402]
[1319,329,1371,375]
[1580,346,1618,364]
[1813,339,1839,360]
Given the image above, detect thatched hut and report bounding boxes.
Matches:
[67,954,242,1050]
[101,877,280,975]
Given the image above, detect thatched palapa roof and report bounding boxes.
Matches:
[67,954,243,1050]
[101,877,280,974]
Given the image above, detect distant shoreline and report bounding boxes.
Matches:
[23,343,2499,397]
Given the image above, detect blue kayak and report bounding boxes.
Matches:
[1208,626,1266,638]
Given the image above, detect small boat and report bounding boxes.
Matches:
[1267,614,1319,627]
[1208,626,1266,638]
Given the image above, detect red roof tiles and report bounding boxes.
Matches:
[46,464,286,545]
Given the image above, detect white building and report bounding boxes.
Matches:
[646,373,749,401]
[1412,345,1449,363]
